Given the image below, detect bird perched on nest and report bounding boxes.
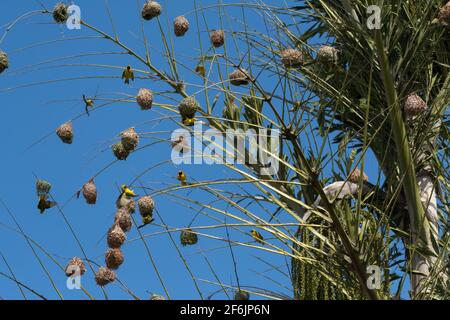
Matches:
[37,195,57,214]
[177,170,187,186]
[250,229,265,245]
[182,117,196,126]
[122,65,135,84]
[116,184,138,210]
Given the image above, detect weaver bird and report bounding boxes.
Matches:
[182,118,196,126]
[82,94,95,116]
[138,215,154,229]
[250,229,264,245]
[177,170,187,185]
[121,65,134,84]
[37,195,57,214]
[121,185,138,197]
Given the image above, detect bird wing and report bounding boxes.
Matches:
[130,71,135,81]
[121,70,126,79]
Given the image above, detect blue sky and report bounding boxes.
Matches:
[0,0,390,300]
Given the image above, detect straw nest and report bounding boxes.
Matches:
[56,121,74,144]
[121,127,139,152]
[229,68,250,86]
[138,196,155,217]
[112,142,130,160]
[116,194,136,213]
[64,257,86,277]
[178,96,199,119]
[210,30,225,48]
[105,248,124,270]
[404,93,427,118]
[53,3,69,24]
[174,16,189,37]
[438,2,450,26]
[136,88,153,110]
[281,48,303,68]
[95,267,116,286]
[348,168,368,184]
[150,294,166,300]
[180,228,198,246]
[0,51,8,74]
[36,179,52,197]
[115,208,132,232]
[317,45,339,65]
[107,224,126,248]
[141,1,161,21]
[81,179,97,204]
[234,290,250,300]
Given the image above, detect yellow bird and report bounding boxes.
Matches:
[177,170,187,185]
[121,65,134,84]
[250,229,265,245]
[138,215,154,229]
[82,94,95,116]
[37,195,57,214]
[182,117,196,126]
[121,184,138,197]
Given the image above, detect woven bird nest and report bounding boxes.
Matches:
[141,1,161,21]
[112,142,130,160]
[180,228,198,246]
[115,208,132,232]
[116,194,136,213]
[64,257,86,277]
[234,290,250,300]
[210,30,225,48]
[136,88,153,110]
[281,48,303,68]
[107,224,126,248]
[150,294,166,300]
[404,93,427,118]
[81,179,97,204]
[105,248,124,270]
[229,68,250,86]
[317,45,339,65]
[36,179,52,197]
[95,267,116,286]
[53,3,69,24]
[178,96,199,119]
[174,16,189,37]
[56,121,73,144]
[120,127,139,152]
[438,2,450,26]
[138,196,154,217]
[0,51,8,74]
[348,168,368,184]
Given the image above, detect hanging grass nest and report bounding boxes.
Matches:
[136,88,153,110]
[174,16,189,37]
[150,294,166,300]
[234,290,250,300]
[120,127,139,152]
[112,142,130,160]
[115,208,132,232]
[81,179,97,205]
[210,29,225,48]
[116,194,136,213]
[438,2,450,26]
[180,228,198,246]
[64,257,86,277]
[317,45,339,65]
[53,3,69,24]
[138,196,154,217]
[281,48,303,68]
[105,248,124,270]
[0,51,8,74]
[36,179,52,197]
[56,121,74,144]
[95,267,116,286]
[229,68,250,86]
[107,224,126,249]
[404,93,427,118]
[141,1,161,21]
[348,168,368,184]
[178,96,199,119]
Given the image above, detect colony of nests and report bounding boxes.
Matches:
[404,93,427,119]
[136,88,153,110]
[348,168,368,184]
[141,1,162,21]
[174,16,189,37]
[0,51,8,74]
[56,121,74,144]
[229,68,250,86]
[112,127,139,160]
[53,2,69,24]
[438,2,450,26]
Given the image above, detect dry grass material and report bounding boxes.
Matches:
[348,168,368,183]
[438,2,450,26]
[138,196,154,217]
[150,294,166,300]
[36,179,52,197]
[107,224,126,248]
[210,29,225,48]
[180,228,198,246]
[178,96,198,119]
[136,88,153,110]
[53,3,69,24]
[120,127,139,152]
[81,179,97,204]
[95,267,116,286]
[229,68,250,86]
[404,93,427,118]
[112,142,130,160]
[64,257,86,277]
[114,208,132,232]
[174,16,189,37]
[317,45,339,65]
[234,290,250,300]
[281,48,303,68]
[56,121,74,144]
[105,248,124,270]
[141,1,161,21]
[0,51,8,74]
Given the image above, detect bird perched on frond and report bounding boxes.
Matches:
[37,195,57,214]
[182,117,196,126]
[122,65,134,84]
[82,94,95,116]
[177,170,187,186]
[250,229,264,245]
